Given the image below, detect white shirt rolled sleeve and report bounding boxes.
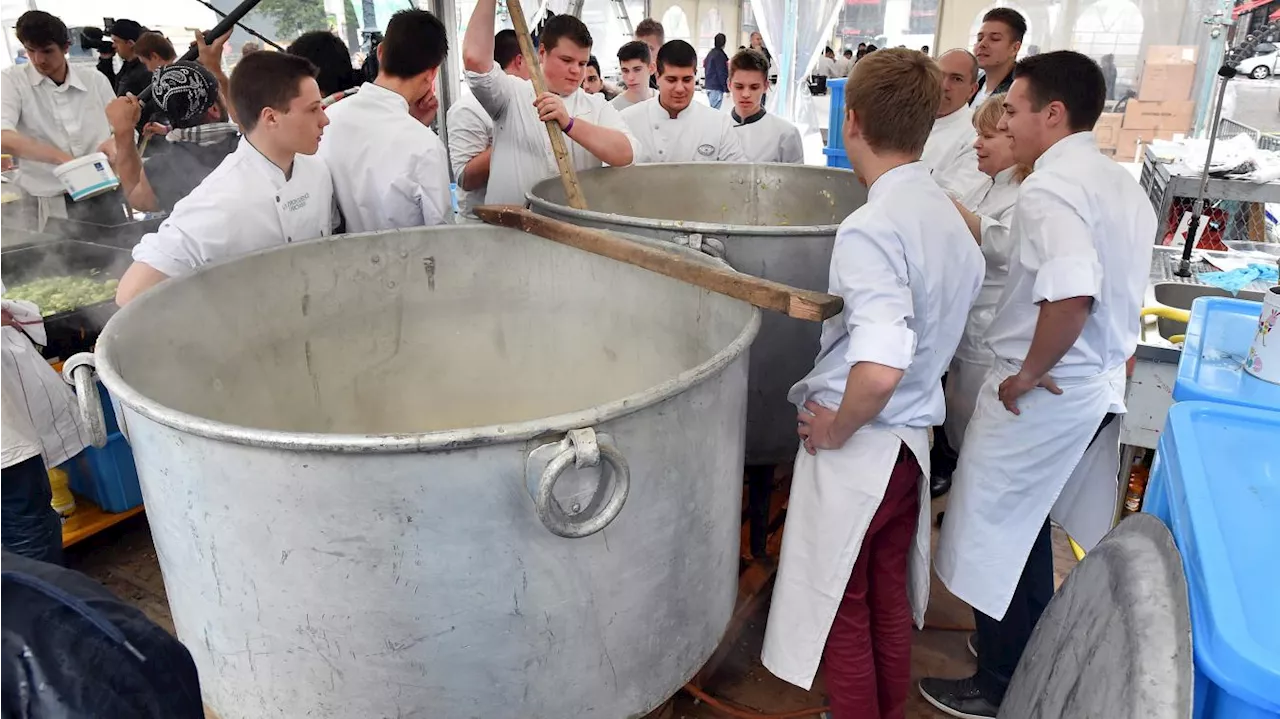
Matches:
[833,240,917,371]
[1017,186,1104,304]
[446,93,494,216]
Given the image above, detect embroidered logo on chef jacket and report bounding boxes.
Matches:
[281,193,311,213]
[697,144,716,157]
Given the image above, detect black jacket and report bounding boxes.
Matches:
[97,56,152,98]
[970,70,1014,105]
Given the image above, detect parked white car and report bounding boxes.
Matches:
[1236,43,1279,79]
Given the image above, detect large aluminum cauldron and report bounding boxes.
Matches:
[528,163,866,465]
[80,225,759,718]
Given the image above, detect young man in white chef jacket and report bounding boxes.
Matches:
[621,40,745,164]
[609,40,654,112]
[0,11,119,230]
[728,49,803,164]
[923,49,988,207]
[117,51,336,307]
[462,1,636,206]
[448,30,530,219]
[761,49,983,719]
[921,51,1156,719]
[320,9,452,232]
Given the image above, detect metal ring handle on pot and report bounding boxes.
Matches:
[532,428,630,538]
[61,352,107,448]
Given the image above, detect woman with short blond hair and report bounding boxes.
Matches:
[945,92,1032,450]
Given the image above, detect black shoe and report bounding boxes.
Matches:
[918,676,999,719]
[930,473,952,498]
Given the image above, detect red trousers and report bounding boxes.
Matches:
[822,446,922,719]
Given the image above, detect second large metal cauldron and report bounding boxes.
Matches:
[528,163,867,465]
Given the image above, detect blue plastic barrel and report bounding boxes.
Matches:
[827,78,846,152]
[1146,401,1280,719]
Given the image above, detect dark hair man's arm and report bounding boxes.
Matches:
[463,0,497,74]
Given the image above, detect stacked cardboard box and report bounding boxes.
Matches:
[1097,46,1198,162]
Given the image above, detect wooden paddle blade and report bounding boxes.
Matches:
[475,205,843,322]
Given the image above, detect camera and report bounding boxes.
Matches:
[79,18,116,54]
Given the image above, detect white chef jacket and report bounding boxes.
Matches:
[132,138,336,278]
[763,161,984,689]
[942,166,1021,450]
[445,91,494,218]
[936,132,1157,621]
[621,98,745,164]
[984,132,1156,380]
[0,62,114,197]
[731,109,804,164]
[813,56,838,77]
[833,58,852,78]
[465,63,637,206]
[921,106,988,206]
[319,83,452,232]
[1,297,89,469]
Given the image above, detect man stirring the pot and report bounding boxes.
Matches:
[462,0,636,206]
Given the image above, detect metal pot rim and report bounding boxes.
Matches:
[526,162,848,237]
[94,230,762,454]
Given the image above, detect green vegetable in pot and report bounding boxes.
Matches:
[2,275,119,316]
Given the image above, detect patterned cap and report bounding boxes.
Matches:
[151,61,218,129]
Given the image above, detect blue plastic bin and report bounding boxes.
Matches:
[1145,402,1280,719]
[1174,297,1280,412]
[823,147,851,169]
[826,78,846,151]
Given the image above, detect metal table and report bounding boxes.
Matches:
[1139,146,1280,247]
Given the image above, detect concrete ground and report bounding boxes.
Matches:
[65,493,1077,719]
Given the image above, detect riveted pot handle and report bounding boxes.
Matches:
[62,353,107,449]
[526,428,630,538]
[671,233,727,261]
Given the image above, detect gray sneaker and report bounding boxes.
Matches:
[918,676,999,719]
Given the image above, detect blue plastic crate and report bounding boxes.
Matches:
[65,431,142,513]
[826,78,846,151]
[1145,402,1280,719]
[823,147,851,169]
[1175,297,1280,412]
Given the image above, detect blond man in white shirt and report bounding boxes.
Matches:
[761,49,983,717]
[321,9,453,231]
[923,49,988,207]
[448,29,530,218]
[621,40,745,164]
[0,11,118,230]
[924,52,1157,719]
[118,51,336,306]
[462,1,635,206]
[729,49,803,164]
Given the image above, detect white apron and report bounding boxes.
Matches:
[935,358,1125,621]
[761,425,931,689]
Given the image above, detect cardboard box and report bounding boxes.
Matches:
[1094,113,1124,147]
[1138,63,1196,102]
[1122,100,1194,132]
[1145,45,1197,65]
[1113,128,1176,161]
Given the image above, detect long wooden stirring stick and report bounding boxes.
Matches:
[476,205,843,322]
[506,1,589,210]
